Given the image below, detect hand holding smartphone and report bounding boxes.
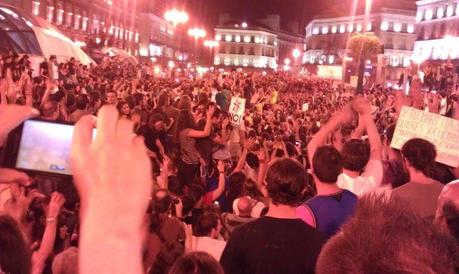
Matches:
[4,119,94,177]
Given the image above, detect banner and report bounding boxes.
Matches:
[391,106,459,167]
[229,97,246,125]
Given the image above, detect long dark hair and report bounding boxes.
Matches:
[0,215,31,274]
[175,110,196,140]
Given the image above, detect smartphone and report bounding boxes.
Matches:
[4,119,94,177]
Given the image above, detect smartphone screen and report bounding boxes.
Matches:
[15,120,76,175]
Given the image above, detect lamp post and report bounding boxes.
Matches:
[188,27,206,67]
[164,9,188,72]
[204,40,219,66]
[356,0,373,93]
[292,48,301,72]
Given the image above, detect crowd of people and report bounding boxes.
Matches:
[0,50,459,274]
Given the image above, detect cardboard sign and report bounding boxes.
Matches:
[229,97,246,125]
[391,106,459,167]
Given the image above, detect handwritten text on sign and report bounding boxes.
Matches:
[229,97,246,125]
[391,106,459,167]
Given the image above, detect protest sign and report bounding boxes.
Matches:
[302,103,309,111]
[229,97,246,125]
[391,106,459,167]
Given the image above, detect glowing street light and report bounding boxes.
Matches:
[204,40,219,48]
[188,27,206,40]
[188,28,206,66]
[164,9,189,27]
[292,48,301,60]
[204,40,219,66]
[284,58,291,65]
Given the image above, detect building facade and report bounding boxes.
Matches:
[3,0,141,55]
[414,0,459,62]
[213,15,305,70]
[305,8,416,81]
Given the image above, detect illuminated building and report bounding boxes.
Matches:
[305,8,416,81]
[414,0,459,62]
[213,14,305,69]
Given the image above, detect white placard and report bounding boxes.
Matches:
[302,103,309,111]
[229,97,246,125]
[391,106,459,167]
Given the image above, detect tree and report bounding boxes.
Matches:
[347,33,381,93]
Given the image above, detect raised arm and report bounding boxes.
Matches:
[32,192,65,274]
[353,97,382,161]
[210,161,226,201]
[233,137,255,173]
[307,108,352,167]
[187,105,216,138]
[71,107,152,274]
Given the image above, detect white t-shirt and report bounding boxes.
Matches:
[190,236,226,261]
[337,159,384,197]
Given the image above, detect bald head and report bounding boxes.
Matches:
[436,180,459,244]
[237,196,253,217]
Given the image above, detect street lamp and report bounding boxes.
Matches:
[292,48,301,72]
[188,27,206,66]
[164,9,189,27]
[188,27,206,39]
[204,40,219,65]
[164,9,188,70]
[292,48,301,60]
[284,58,291,66]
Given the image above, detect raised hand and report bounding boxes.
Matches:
[353,96,372,116]
[47,192,65,219]
[71,106,152,227]
[0,104,39,145]
[71,105,152,274]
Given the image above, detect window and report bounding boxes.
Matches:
[407,24,414,34]
[66,11,73,27]
[249,46,255,55]
[56,3,64,25]
[239,46,244,54]
[416,9,423,21]
[74,14,80,30]
[331,25,337,33]
[46,5,54,22]
[32,1,40,16]
[425,8,433,20]
[230,46,236,54]
[446,5,454,16]
[82,16,88,31]
[437,6,444,19]
[380,21,389,31]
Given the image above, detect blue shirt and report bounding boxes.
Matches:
[304,189,358,239]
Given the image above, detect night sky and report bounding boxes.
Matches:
[152,0,416,34]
